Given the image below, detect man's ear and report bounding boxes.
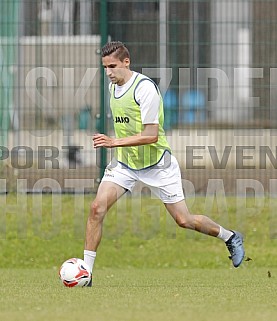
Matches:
[124,57,130,68]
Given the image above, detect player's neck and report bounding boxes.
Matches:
[118,70,133,86]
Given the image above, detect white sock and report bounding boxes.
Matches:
[217,226,234,242]
[84,250,97,273]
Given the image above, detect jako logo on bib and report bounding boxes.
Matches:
[115,116,130,123]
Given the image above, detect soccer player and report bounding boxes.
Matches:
[84,41,245,282]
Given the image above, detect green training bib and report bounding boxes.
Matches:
[110,73,171,170]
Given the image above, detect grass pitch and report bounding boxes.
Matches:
[0,268,276,321]
[0,194,277,321]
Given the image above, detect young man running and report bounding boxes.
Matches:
[84,41,245,283]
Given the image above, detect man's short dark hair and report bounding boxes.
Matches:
[101,41,130,61]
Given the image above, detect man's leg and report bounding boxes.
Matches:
[165,200,222,236]
[84,181,127,272]
[165,200,245,267]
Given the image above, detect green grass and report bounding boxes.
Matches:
[0,268,276,321]
[0,194,277,320]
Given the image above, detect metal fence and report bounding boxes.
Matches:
[1,0,277,193]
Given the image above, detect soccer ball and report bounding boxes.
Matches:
[59,258,91,287]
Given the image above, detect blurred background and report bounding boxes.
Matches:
[0,0,277,193]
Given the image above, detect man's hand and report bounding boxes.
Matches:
[93,134,115,148]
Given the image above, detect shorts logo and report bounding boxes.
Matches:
[167,194,177,198]
[115,116,130,123]
[104,168,114,178]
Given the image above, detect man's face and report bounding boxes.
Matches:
[102,53,130,86]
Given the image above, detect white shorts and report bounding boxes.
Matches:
[101,152,185,204]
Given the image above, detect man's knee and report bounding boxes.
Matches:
[175,214,194,229]
[89,200,107,222]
